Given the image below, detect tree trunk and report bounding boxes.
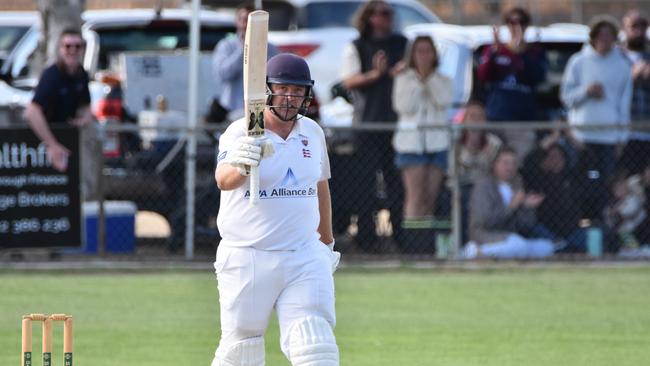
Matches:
[33,0,85,76]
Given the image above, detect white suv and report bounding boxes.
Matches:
[0,8,235,123]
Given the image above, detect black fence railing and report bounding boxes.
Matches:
[5,121,650,261]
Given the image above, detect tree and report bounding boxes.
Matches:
[33,0,85,76]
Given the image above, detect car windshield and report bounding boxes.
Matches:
[303,2,361,28]
[544,42,583,74]
[267,1,437,31]
[0,25,30,63]
[0,25,29,52]
[303,2,435,29]
[95,25,233,70]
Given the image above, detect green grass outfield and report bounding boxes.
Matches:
[1,265,649,366]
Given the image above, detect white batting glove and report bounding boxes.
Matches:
[325,240,341,273]
[224,136,275,176]
[223,136,262,176]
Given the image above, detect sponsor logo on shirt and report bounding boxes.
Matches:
[245,187,317,199]
[243,167,316,199]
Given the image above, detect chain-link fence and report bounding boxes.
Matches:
[93,123,222,259]
[73,121,650,261]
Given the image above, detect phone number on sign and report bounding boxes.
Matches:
[0,217,71,234]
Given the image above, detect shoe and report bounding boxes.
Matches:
[552,239,568,253]
[462,241,479,259]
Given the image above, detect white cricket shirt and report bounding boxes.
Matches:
[216,116,331,250]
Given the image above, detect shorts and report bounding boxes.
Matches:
[394,151,448,170]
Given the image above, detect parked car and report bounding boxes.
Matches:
[262,0,441,105]
[0,11,38,77]
[320,22,590,128]
[83,8,235,248]
[0,8,235,121]
[0,13,35,56]
[0,12,39,127]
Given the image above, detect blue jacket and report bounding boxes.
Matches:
[212,33,278,119]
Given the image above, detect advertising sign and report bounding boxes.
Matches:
[0,126,81,248]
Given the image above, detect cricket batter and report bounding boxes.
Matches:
[212,53,341,366]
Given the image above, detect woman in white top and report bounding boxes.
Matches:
[392,35,453,223]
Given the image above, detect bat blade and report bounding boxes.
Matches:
[243,10,269,204]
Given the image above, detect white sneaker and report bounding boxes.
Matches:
[463,241,479,259]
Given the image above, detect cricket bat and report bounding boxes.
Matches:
[243,10,269,204]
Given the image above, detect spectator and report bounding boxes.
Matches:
[456,101,502,243]
[465,146,555,259]
[336,0,408,251]
[521,141,586,253]
[23,27,100,201]
[457,101,503,187]
[561,16,632,181]
[604,171,647,249]
[632,162,650,244]
[477,7,548,160]
[392,35,453,225]
[210,1,277,122]
[619,9,650,176]
[342,0,407,124]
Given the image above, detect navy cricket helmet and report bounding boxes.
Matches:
[265,53,314,121]
[266,53,314,87]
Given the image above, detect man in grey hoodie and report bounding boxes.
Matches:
[561,16,632,180]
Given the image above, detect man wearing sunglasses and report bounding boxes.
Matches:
[338,0,407,252]
[24,28,97,199]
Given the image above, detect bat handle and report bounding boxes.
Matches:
[249,166,260,204]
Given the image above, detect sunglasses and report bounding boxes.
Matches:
[373,9,393,17]
[63,43,83,50]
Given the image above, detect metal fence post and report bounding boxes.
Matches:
[184,0,201,260]
[96,124,105,257]
[448,123,462,259]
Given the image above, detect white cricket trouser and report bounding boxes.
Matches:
[481,233,554,258]
[213,239,336,359]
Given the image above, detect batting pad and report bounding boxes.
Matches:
[288,316,339,366]
[213,336,265,366]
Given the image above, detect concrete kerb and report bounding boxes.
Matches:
[1,258,649,272]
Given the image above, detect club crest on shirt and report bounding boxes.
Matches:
[302,139,308,146]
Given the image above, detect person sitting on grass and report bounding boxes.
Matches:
[604,171,647,251]
[465,146,555,259]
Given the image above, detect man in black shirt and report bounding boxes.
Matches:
[24,28,98,199]
[337,0,407,251]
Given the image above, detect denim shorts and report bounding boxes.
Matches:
[394,151,448,170]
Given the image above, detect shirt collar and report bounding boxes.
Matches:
[267,117,305,143]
